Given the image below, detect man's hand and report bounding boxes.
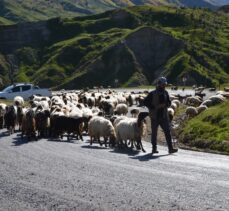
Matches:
[157,103,166,109]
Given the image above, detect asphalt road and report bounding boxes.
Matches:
[0,129,228,211]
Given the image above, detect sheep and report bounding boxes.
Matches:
[197,105,208,114]
[216,91,229,98]
[185,106,198,118]
[17,106,26,131]
[114,103,128,116]
[35,109,50,138]
[167,108,175,121]
[127,94,135,106]
[209,87,216,92]
[115,112,148,152]
[88,116,116,147]
[0,103,7,129]
[4,105,17,135]
[113,116,129,128]
[51,116,84,141]
[21,109,37,141]
[172,99,180,108]
[14,96,24,106]
[209,95,225,105]
[201,100,213,107]
[170,102,177,112]
[87,97,95,108]
[185,96,202,107]
[130,108,140,118]
[99,100,115,116]
[68,107,83,119]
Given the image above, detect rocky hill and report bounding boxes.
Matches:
[218,4,229,13]
[0,0,229,24]
[0,6,228,89]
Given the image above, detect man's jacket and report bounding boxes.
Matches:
[143,88,171,120]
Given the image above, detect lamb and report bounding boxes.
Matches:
[88,116,116,147]
[115,112,148,152]
[185,106,198,118]
[114,103,128,116]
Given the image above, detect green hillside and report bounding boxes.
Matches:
[0,6,228,89]
[179,100,229,154]
[0,0,226,24]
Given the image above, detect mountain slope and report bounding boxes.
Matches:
[0,0,229,24]
[0,6,228,89]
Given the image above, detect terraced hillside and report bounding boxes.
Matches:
[0,0,228,24]
[0,6,228,89]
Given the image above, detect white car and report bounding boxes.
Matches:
[0,83,51,100]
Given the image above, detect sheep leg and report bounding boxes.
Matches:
[90,136,93,145]
[34,132,38,141]
[77,127,83,141]
[98,138,102,146]
[124,140,128,148]
[138,139,146,152]
[104,137,107,148]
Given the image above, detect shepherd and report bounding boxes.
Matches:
[143,77,178,154]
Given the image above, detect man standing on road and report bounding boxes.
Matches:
[143,77,178,154]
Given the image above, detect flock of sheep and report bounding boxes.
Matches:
[0,87,228,153]
[185,90,228,118]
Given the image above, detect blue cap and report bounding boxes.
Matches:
[157,77,167,85]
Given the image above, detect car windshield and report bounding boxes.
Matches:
[2,85,14,92]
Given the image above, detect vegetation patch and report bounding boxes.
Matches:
[178,100,229,154]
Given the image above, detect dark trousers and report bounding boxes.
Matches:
[151,118,173,150]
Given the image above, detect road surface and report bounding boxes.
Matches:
[0,129,228,211]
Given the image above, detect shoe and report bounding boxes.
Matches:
[169,148,178,154]
[152,149,159,154]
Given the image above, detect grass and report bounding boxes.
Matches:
[179,100,229,154]
[0,6,228,89]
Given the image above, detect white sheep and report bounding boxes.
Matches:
[168,108,175,121]
[115,112,148,152]
[197,105,208,114]
[172,99,180,108]
[68,107,83,119]
[88,116,116,147]
[170,102,177,112]
[209,95,225,105]
[201,100,213,107]
[185,96,202,107]
[185,106,198,118]
[114,103,128,115]
[0,103,7,128]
